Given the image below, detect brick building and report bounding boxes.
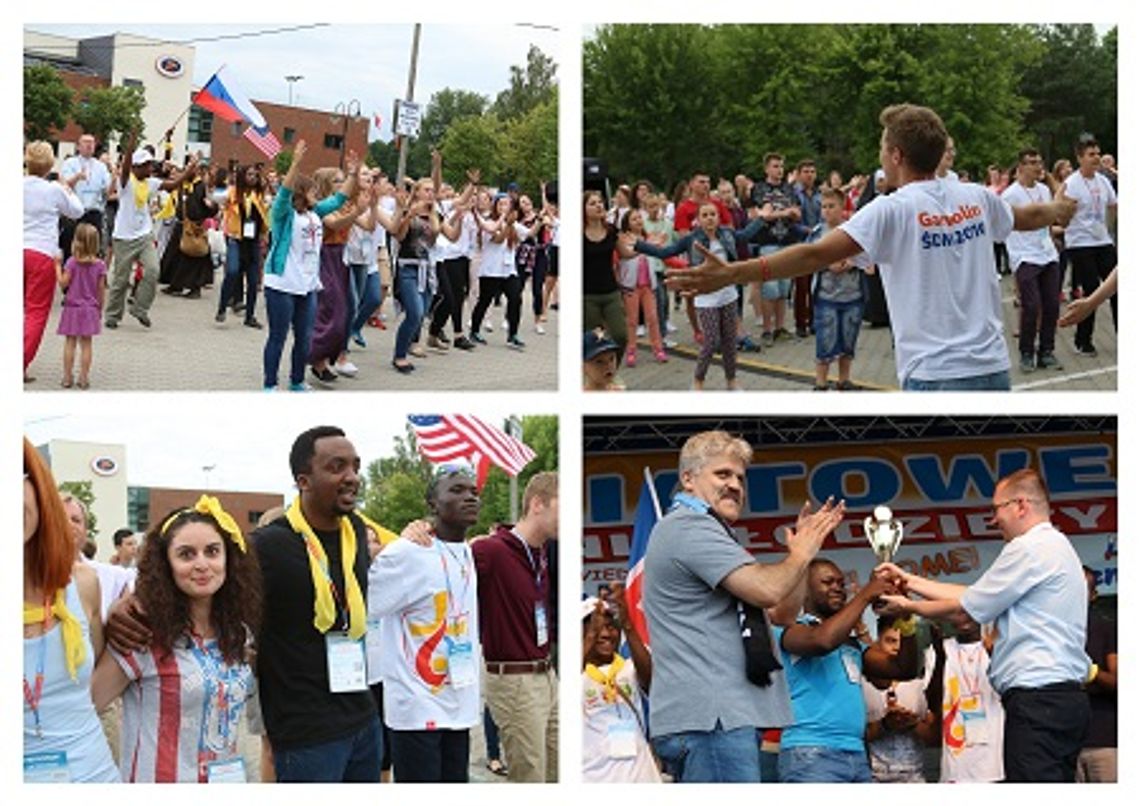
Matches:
[135,487,285,535]
[201,99,369,170]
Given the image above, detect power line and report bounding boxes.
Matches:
[25,23,331,52]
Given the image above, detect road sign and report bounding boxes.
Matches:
[394,100,422,138]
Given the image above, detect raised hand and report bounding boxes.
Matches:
[784,497,846,561]
[664,241,735,295]
[466,167,481,185]
[293,140,308,163]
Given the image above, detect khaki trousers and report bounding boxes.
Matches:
[483,667,558,782]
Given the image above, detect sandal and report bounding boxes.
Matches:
[77,379,89,390]
[486,759,508,777]
[61,376,74,389]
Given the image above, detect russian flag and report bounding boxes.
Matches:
[624,469,663,647]
[193,66,268,129]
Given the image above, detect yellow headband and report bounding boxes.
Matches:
[161,494,247,553]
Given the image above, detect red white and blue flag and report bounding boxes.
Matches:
[624,469,663,646]
[408,415,536,489]
[243,125,281,159]
[192,66,268,128]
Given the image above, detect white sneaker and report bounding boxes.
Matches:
[666,321,678,333]
[484,320,494,332]
[535,323,546,335]
[334,361,359,377]
[636,325,646,337]
[664,338,679,348]
[501,319,509,331]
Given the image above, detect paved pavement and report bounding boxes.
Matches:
[27,272,558,392]
[617,273,1117,392]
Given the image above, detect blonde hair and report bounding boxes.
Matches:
[313,167,341,200]
[679,430,752,477]
[25,141,55,177]
[71,223,100,263]
[522,471,558,516]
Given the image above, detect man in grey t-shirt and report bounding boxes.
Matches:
[643,430,845,782]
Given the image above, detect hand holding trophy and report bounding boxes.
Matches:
[863,505,904,563]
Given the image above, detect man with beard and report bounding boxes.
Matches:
[367,464,483,782]
[771,560,914,782]
[251,426,380,781]
[643,430,845,782]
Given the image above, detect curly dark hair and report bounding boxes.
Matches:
[136,508,263,665]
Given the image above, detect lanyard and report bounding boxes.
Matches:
[512,531,546,592]
[1082,175,1104,220]
[23,602,52,738]
[435,539,472,622]
[955,641,984,697]
[187,633,239,781]
[301,535,348,629]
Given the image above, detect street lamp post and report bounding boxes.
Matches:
[202,464,216,492]
[396,24,422,185]
[332,100,361,171]
[285,75,304,106]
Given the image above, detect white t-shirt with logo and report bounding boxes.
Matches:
[367,538,480,731]
[1062,171,1117,248]
[840,179,1014,385]
[478,222,530,278]
[1000,182,1059,269]
[582,658,661,783]
[112,176,162,241]
[263,210,323,296]
[939,638,1004,782]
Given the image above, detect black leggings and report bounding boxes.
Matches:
[471,275,521,337]
[430,257,469,335]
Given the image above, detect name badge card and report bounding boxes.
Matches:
[206,758,247,783]
[448,639,477,688]
[24,751,70,783]
[605,722,638,759]
[243,221,256,239]
[840,648,861,684]
[534,604,549,647]
[326,632,367,693]
[964,715,992,746]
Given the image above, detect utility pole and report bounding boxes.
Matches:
[396,23,421,184]
[285,75,304,106]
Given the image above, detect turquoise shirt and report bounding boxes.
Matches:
[265,187,348,276]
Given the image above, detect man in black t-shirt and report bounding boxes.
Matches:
[252,425,380,782]
[1078,566,1117,782]
[747,153,805,345]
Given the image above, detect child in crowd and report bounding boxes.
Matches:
[811,188,866,390]
[583,329,623,391]
[642,194,676,345]
[616,210,667,366]
[57,223,107,389]
[627,202,762,390]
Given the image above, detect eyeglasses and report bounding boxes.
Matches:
[991,497,1038,516]
[432,461,476,480]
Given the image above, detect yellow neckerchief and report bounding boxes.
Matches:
[355,511,400,548]
[155,192,176,221]
[286,496,366,639]
[24,589,85,681]
[243,190,257,219]
[584,654,625,704]
[129,173,149,211]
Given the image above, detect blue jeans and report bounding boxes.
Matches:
[394,264,432,360]
[902,369,1011,391]
[652,724,762,782]
[346,264,381,350]
[484,705,502,761]
[263,287,317,387]
[274,715,383,782]
[778,745,871,783]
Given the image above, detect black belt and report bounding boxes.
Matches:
[485,658,551,675]
[1003,680,1084,699]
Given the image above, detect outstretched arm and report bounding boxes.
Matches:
[282,140,307,191]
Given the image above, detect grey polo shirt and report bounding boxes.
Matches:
[643,498,793,737]
[960,521,1089,694]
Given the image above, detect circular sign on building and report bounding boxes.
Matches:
[155,55,185,79]
[91,456,119,476]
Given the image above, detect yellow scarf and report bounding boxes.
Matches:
[286,496,366,640]
[129,173,149,212]
[24,589,85,681]
[355,510,400,548]
[584,655,625,704]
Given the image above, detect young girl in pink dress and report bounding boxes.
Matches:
[57,223,106,389]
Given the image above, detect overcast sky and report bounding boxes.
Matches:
[27,23,559,142]
[23,399,538,498]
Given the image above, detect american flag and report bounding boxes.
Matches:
[243,125,281,159]
[408,415,536,488]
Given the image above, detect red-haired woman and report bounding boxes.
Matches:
[91,497,263,782]
[23,437,118,781]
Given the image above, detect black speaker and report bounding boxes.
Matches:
[583,157,609,204]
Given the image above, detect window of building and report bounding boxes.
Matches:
[127,486,150,533]
[324,133,343,150]
[122,77,143,89]
[248,510,264,526]
[283,127,296,144]
[232,121,244,137]
[187,106,214,143]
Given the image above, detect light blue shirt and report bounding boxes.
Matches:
[774,615,867,751]
[960,521,1089,694]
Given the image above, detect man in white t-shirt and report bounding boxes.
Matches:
[1002,148,1063,373]
[1062,133,1117,357]
[105,130,198,330]
[667,104,1077,390]
[367,464,482,782]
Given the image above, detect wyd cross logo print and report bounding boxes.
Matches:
[407,592,468,694]
[918,204,987,250]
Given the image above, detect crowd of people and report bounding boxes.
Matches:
[23,131,559,390]
[581,430,1115,783]
[586,104,1118,391]
[24,431,560,783]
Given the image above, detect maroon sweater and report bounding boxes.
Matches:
[472,526,550,662]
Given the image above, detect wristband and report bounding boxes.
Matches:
[759,254,772,282]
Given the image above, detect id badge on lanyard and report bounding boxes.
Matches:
[24,751,70,783]
[242,220,256,239]
[964,714,992,746]
[840,646,861,684]
[325,632,367,693]
[535,603,549,648]
[605,720,638,759]
[448,637,477,688]
[206,757,247,783]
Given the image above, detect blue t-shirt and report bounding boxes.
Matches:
[774,614,866,752]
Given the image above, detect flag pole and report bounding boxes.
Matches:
[643,466,662,520]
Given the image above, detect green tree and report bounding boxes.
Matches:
[405,88,489,181]
[58,480,97,539]
[367,138,400,176]
[274,147,295,177]
[24,64,73,141]
[491,45,558,121]
[72,84,146,146]
[439,115,504,187]
[499,94,558,193]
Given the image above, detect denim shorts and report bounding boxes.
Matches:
[902,369,1011,391]
[778,745,871,783]
[814,297,864,361]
